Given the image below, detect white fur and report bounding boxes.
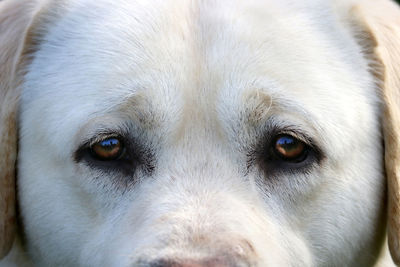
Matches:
[1,0,392,266]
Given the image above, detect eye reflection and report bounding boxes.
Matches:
[91,137,124,160]
[274,135,306,162]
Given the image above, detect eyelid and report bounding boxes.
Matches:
[77,129,127,150]
[86,133,124,148]
[275,130,313,147]
[74,116,133,150]
[74,131,123,161]
[267,124,311,144]
[270,126,325,164]
[258,116,323,150]
[249,122,325,166]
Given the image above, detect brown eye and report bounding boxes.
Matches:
[274,135,307,162]
[91,137,124,160]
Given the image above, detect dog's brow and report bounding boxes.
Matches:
[116,94,160,130]
[274,98,318,122]
[247,91,321,133]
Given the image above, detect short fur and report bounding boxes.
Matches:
[0,0,399,266]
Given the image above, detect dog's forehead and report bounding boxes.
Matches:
[22,0,375,146]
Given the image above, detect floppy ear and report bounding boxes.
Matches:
[0,0,46,259]
[350,0,400,264]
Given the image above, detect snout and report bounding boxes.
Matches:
[104,166,312,267]
[142,256,247,267]
[132,239,256,267]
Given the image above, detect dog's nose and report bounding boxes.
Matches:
[148,258,234,267]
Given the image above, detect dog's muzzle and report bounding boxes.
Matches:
[136,255,251,267]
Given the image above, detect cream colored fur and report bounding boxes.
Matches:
[0,0,399,266]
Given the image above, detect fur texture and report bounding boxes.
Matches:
[0,0,399,266]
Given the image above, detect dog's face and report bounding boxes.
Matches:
[1,0,400,266]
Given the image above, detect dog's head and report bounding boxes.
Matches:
[0,0,399,266]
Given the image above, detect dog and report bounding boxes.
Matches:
[0,0,399,266]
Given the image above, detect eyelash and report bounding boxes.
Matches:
[249,127,322,175]
[74,133,147,176]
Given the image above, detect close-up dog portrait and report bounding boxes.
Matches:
[1,0,400,266]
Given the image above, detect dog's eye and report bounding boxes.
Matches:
[90,137,124,161]
[254,129,322,175]
[273,135,308,162]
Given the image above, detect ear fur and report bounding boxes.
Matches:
[0,0,46,259]
[350,0,400,264]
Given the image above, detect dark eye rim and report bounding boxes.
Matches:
[74,132,155,176]
[250,128,323,175]
[75,134,132,163]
